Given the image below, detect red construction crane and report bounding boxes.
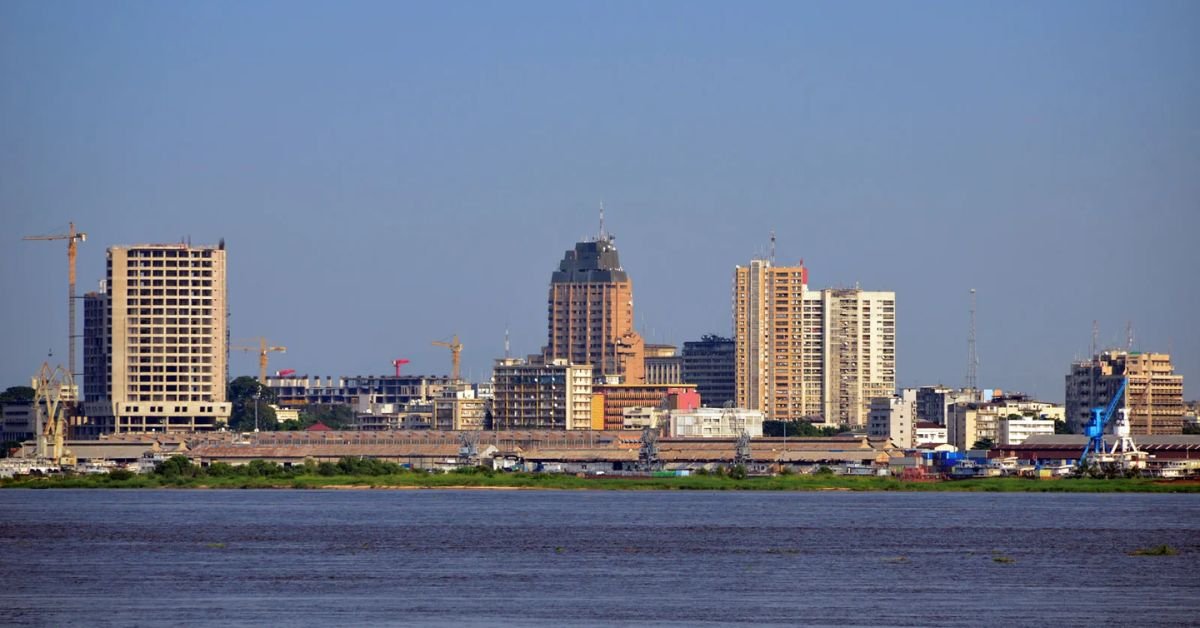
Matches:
[392,358,411,377]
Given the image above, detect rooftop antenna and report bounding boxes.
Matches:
[504,327,511,359]
[1125,321,1134,351]
[966,288,978,391]
[769,230,776,265]
[1091,320,1099,359]
[599,201,606,239]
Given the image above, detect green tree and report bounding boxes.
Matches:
[293,404,354,430]
[1054,419,1071,434]
[763,420,844,437]
[971,437,995,450]
[0,386,35,403]
[227,376,278,432]
[155,455,201,478]
[1,441,21,458]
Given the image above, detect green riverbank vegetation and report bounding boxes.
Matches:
[2,456,1198,492]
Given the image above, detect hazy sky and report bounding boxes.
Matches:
[2,1,1197,402]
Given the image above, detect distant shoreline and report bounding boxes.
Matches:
[3,474,1198,493]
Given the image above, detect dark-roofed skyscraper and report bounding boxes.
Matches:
[544,233,645,384]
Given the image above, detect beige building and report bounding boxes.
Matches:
[492,358,594,430]
[82,243,231,433]
[544,235,645,384]
[947,403,1001,451]
[669,407,764,438]
[868,396,915,448]
[998,417,1054,446]
[644,344,684,385]
[734,259,895,426]
[1066,351,1185,435]
[433,396,488,430]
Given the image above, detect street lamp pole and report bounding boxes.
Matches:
[254,387,261,433]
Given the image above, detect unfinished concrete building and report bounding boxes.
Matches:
[81,243,231,433]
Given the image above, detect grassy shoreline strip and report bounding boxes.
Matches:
[2,473,1197,492]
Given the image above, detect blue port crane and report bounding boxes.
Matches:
[1078,378,1127,468]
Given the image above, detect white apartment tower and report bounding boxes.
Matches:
[82,243,231,433]
[734,259,896,426]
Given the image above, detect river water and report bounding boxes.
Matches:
[0,489,1197,627]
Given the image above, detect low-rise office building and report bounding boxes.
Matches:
[998,417,1055,446]
[868,396,915,448]
[492,358,594,430]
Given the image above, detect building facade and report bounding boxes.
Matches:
[734,259,895,426]
[266,374,459,408]
[682,335,735,408]
[907,386,979,426]
[947,403,1003,451]
[1066,351,1185,435]
[868,396,915,448]
[82,243,231,433]
[669,408,765,438]
[914,421,948,446]
[492,358,594,430]
[544,235,645,384]
[644,344,684,385]
[592,384,699,431]
[1,400,34,444]
[998,417,1055,446]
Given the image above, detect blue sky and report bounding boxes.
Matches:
[2,1,1197,401]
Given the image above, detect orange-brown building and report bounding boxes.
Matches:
[544,234,645,384]
[592,384,700,431]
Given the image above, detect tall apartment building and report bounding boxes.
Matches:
[821,288,897,425]
[543,234,645,384]
[1066,350,1185,435]
[682,335,735,408]
[734,259,895,426]
[82,243,231,433]
[492,358,594,430]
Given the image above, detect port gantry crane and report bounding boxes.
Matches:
[23,222,87,380]
[431,335,463,381]
[32,362,74,464]
[232,337,287,385]
[1078,377,1144,471]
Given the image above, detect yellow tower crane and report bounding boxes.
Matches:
[431,334,463,381]
[23,222,86,379]
[232,338,287,385]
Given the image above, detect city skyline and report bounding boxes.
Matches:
[2,2,1197,401]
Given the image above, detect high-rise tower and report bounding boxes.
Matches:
[81,242,231,433]
[544,231,645,383]
[734,257,896,426]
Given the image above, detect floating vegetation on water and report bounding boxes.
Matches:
[884,556,909,564]
[554,546,565,554]
[1128,544,1178,556]
[766,548,801,555]
[988,552,1017,566]
[206,542,226,549]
